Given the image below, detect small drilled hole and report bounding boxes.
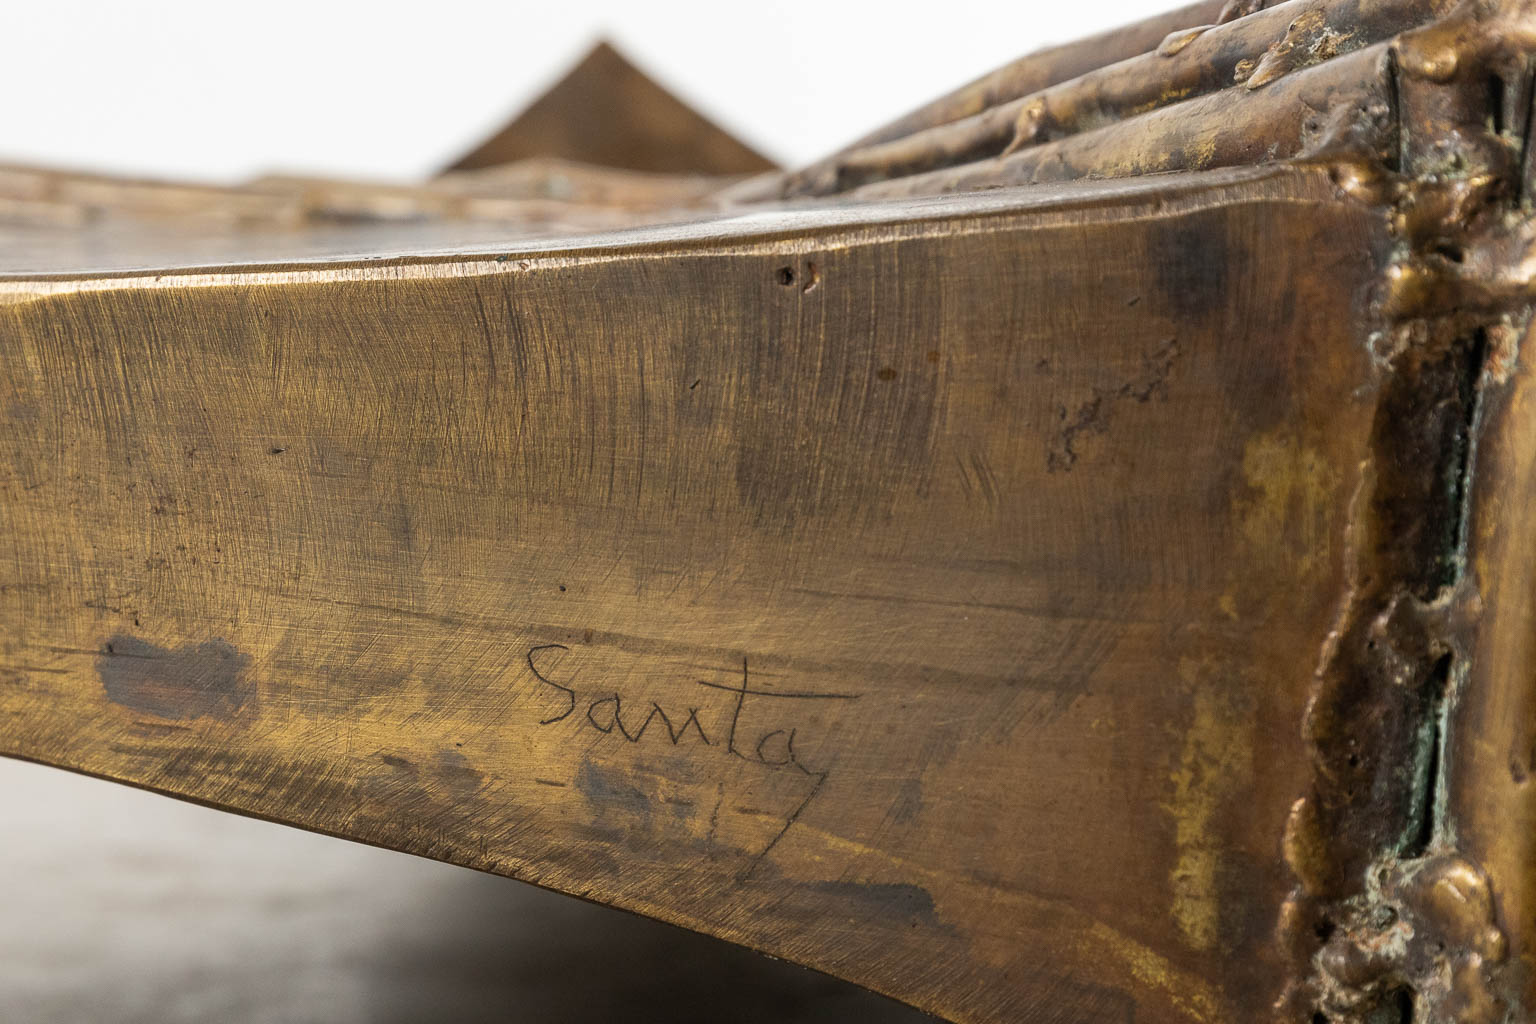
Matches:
[776,266,796,286]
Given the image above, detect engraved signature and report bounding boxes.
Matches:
[525,644,857,879]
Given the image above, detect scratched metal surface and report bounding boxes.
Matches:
[7,1,1536,1020]
[0,163,1388,1022]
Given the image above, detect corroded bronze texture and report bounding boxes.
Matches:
[4,4,1536,1023]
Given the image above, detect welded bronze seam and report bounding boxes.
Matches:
[1271,4,1536,1020]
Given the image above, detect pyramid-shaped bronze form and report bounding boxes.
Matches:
[445,41,776,175]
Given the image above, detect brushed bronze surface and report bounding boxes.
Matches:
[5,3,1536,1022]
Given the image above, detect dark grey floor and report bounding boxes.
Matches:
[0,759,934,1023]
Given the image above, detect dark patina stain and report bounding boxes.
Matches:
[97,635,253,721]
[1149,215,1236,321]
[810,881,940,928]
[436,750,485,800]
[575,760,651,821]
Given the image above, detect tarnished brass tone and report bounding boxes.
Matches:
[5,5,1536,1023]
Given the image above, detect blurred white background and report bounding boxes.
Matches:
[2,0,1159,181]
[2,1,1165,1021]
